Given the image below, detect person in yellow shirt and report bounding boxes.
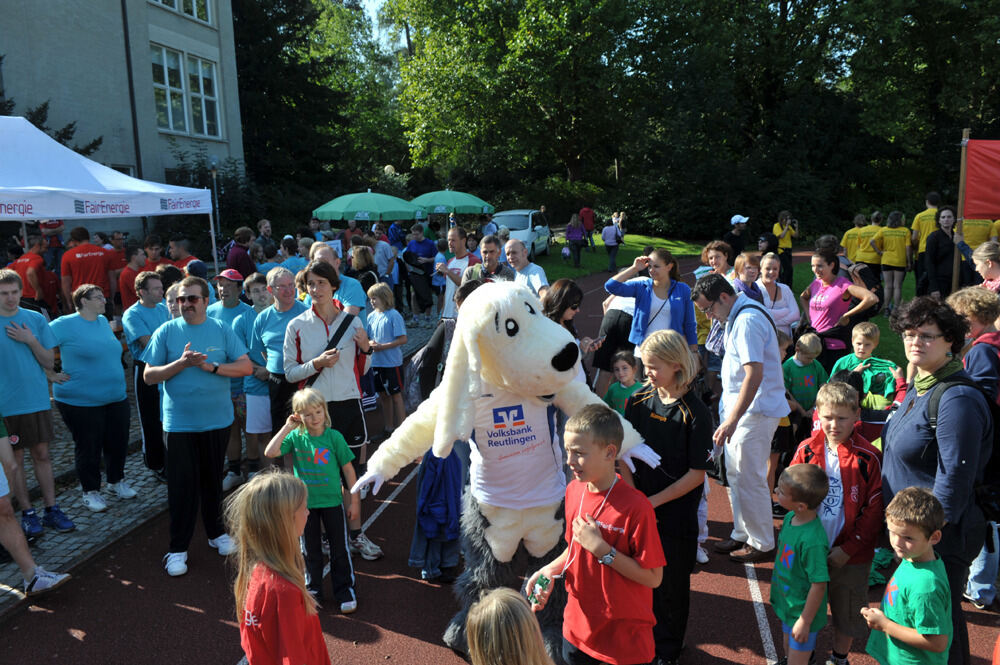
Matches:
[773,210,798,286]
[870,211,911,315]
[911,191,940,295]
[840,215,866,264]
[855,211,883,278]
[962,218,993,249]
[990,219,1000,243]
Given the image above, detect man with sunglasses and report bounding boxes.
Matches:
[691,273,788,564]
[144,276,252,577]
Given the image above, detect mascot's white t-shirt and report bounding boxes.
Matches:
[469,389,566,510]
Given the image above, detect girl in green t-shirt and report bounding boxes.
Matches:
[264,387,360,614]
[602,351,643,415]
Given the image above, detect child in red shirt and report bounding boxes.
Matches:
[527,404,665,665]
[227,471,330,665]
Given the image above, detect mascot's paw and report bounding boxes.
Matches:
[351,469,385,496]
[620,441,661,472]
[443,617,468,656]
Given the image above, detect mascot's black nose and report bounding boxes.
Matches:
[551,343,579,372]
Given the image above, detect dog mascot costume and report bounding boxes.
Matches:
[354,282,657,661]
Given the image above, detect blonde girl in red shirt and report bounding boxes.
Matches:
[227,472,330,665]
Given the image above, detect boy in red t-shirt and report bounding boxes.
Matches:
[528,404,665,665]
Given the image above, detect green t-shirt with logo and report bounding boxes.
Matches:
[829,353,898,399]
[783,357,829,411]
[770,513,829,633]
[280,427,355,509]
[866,556,952,665]
[603,381,643,415]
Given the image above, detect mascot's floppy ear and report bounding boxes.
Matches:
[432,304,482,457]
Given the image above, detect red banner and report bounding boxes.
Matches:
[965,140,1000,219]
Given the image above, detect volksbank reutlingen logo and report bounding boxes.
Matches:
[492,405,526,430]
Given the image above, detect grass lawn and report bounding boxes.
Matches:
[791,260,914,368]
[533,234,702,283]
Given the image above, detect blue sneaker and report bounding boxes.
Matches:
[42,505,75,533]
[21,509,43,540]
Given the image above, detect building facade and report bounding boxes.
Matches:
[1,0,244,234]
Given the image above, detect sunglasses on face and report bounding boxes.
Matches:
[570,303,581,310]
[177,295,204,304]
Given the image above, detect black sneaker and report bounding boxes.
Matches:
[772,502,789,518]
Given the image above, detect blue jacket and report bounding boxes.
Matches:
[415,449,462,540]
[882,369,992,530]
[604,277,697,347]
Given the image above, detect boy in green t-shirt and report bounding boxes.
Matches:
[862,487,952,665]
[602,351,643,415]
[783,332,828,430]
[829,322,898,400]
[264,387,360,614]
[770,463,830,665]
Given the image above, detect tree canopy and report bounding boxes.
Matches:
[222,0,1000,237]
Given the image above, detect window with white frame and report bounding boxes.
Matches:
[187,55,219,137]
[150,45,221,138]
[152,0,210,24]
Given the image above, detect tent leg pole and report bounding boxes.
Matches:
[21,221,28,251]
[208,210,220,276]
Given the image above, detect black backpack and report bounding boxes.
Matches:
[925,376,1000,522]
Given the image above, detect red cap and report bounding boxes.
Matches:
[213,268,244,282]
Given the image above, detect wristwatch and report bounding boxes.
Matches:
[598,547,616,566]
[211,362,220,374]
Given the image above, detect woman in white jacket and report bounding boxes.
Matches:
[757,252,800,336]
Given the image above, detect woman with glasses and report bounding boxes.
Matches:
[881,296,992,665]
[604,248,698,375]
[800,250,877,371]
[48,284,134,512]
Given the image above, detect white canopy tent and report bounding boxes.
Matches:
[0,116,219,272]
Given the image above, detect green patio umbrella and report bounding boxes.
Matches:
[313,190,424,222]
[410,189,495,215]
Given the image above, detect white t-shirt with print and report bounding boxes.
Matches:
[819,444,846,546]
[469,388,565,510]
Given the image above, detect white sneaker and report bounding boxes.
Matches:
[696,546,709,564]
[82,490,108,512]
[24,566,71,596]
[164,551,188,576]
[349,533,384,561]
[209,533,236,556]
[109,480,138,500]
[222,471,244,491]
[340,599,358,614]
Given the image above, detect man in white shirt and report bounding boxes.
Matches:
[692,273,789,564]
[505,239,548,299]
[437,227,480,319]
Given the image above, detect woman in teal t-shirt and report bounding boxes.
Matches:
[49,284,135,513]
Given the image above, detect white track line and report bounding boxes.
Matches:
[323,465,420,578]
[744,562,779,665]
[362,465,420,532]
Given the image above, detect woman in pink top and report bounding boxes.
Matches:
[800,250,877,371]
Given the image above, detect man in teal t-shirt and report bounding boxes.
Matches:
[0,269,74,539]
[144,276,251,577]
